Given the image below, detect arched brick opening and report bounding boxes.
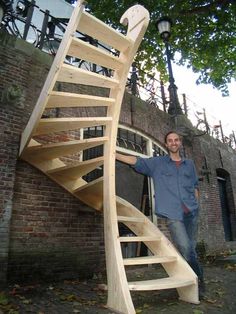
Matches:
[216,168,236,241]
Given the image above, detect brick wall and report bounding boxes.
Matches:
[9,161,104,282]
[1,31,236,284]
[0,31,105,284]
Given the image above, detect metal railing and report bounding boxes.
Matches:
[0,0,235,150]
[126,63,236,150]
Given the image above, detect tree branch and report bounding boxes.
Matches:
[180,0,233,15]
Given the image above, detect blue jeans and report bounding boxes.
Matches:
[167,210,203,282]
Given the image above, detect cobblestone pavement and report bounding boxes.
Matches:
[0,260,236,314]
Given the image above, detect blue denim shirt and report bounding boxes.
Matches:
[134,155,199,220]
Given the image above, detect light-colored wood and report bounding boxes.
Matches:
[47,156,104,179]
[22,137,108,160]
[74,177,104,210]
[123,256,177,266]
[19,0,86,155]
[68,37,123,70]
[117,216,145,223]
[34,117,112,135]
[101,5,150,314]
[57,64,119,88]
[119,236,161,243]
[47,92,115,108]
[53,176,87,193]
[19,2,200,313]
[128,277,195,291]
[116,196,199,304]
[79,11,132,52]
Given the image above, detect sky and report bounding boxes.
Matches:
[172,64,236,136]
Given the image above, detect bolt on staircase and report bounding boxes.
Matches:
[19,1,199,313]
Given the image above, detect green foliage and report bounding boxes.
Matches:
[86,0,236,95]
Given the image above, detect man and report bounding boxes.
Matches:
[116,130,204,297]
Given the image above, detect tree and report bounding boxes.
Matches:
[85,0,236,96]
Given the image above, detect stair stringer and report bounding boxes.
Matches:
[116,196,199,305]
[19,0,86,155]
[102,7,150,314]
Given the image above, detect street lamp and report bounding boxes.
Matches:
[156,17,183,115]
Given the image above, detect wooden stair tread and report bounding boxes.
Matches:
[47,156,104,179]
[128,277,195,291]
[46,92,115,108]
[22,137,108,160]
[74,177,103,211]
[123,255,177,265]
[79,11,131,52]
[119,236,161,242]
[34,117,112,135]
[117,216,145,223]
[74,176,103,192]
[68,37,123,70]
[57,64,119,88]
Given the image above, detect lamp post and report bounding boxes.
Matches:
[156,17,183,115]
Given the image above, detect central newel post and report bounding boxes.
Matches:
[102,5,150,313]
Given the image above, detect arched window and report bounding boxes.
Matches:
[116,125,167,225]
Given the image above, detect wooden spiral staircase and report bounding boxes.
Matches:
[19,1,199,313]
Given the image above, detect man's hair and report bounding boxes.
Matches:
[164,131,181,143]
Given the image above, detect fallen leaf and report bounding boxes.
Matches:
[7,310,19,314]
[0,293,9,306]
[97,284,107,291]
[216,289,224,297]
[225,264,236,270]
[205,298,217,304]
[193,310,204,314]
[22,298,32,305]
[143,303,150,308]
[216,304,223,308]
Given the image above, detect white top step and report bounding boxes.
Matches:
[123,255,177,266]
[128,277,195,291]
[119,236,161,242]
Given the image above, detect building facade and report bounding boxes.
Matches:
[1,31,236,284]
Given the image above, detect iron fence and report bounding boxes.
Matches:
[0,0,235,149]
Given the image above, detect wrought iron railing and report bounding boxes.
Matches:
[0,0,235,149]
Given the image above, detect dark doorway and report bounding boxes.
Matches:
[217,177,233,241]
[217,168,236,241]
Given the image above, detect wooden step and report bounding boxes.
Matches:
[68,37,123,70]
[119,236,161,243]
[47,156,104,179]
[34,117,112,135]
[128,277,195,291]
[123,255,177,266]
[21,137,108,160]
[74,176,103,210]
[57,64,119,88]
[46,92,115,108]
[117,216,145,223]
[79,11,131,52]
[53,176,87,194]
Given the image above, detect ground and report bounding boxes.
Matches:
[0,255,236,314]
